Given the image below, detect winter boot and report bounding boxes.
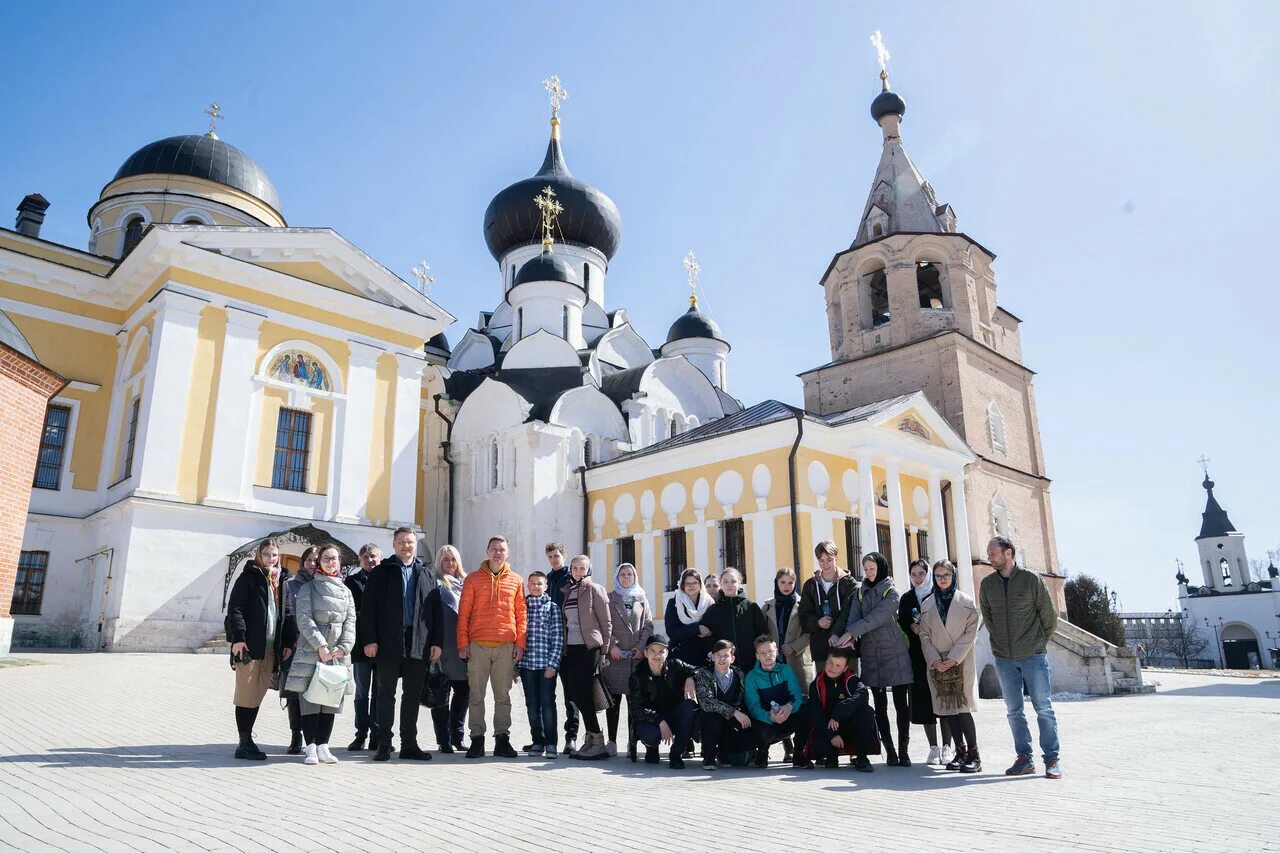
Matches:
[287,730,304,755]
[572,732,610,760]
[493,735,518,758]
[234,732,267,761]
[465,736,486,759]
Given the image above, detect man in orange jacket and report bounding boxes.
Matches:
[458,534,527,758]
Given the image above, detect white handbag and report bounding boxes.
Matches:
[303,659,349,707]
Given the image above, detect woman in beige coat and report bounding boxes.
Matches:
[919,559,982,774]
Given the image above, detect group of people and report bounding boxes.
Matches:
[225,531,1063,778]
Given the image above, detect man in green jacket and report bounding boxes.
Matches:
[979,536,1062,780]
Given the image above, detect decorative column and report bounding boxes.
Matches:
[332,341,382,524]
[856,450,877,562]
[927,473,948,564]
[639,530,660,614]
[388,352,426,527]
[884,457,910,592]
[949,473,974,593]
[745,509,777,597]
[134,290,206,499]
[204,306,265,508]
[96,330,130,492]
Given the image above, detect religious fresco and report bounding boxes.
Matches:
[266,350,331,391]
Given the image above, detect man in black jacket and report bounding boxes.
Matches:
[806,648,878,771]
[629,634,699,768]
[544,542,580,754]
[344,543,382,751]
[798,540,857,667]
[361,527,443,762]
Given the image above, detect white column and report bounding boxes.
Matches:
[640,531,660,614]
[949,473,974,593]
[746,510,777,600]
[857,450,877,561]
[204,307,265,508]
[927,473,948,565]
[692,519,710,574]
[388,352,426,527]
[884,457,910,592]
[333,341,382,524]
[134,290,206,499]
[96,330,130,492]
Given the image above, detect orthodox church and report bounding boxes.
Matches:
[1,70,1066,658]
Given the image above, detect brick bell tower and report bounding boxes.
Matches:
[801,69,1062,591]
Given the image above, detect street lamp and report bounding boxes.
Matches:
[1205,616,1224,668]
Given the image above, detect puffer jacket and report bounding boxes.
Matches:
[457,562,527,650]
[280,567,314,659]
[837,577,913,688]
[979,564,1058,659]
[700,593,768,663]
[283,572,357,697]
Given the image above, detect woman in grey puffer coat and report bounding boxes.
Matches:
[284,544,357,765]
[833,551,915,767]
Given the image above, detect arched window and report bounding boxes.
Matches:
[583,264,591,289]
[670,414,680,437]
[122,216,145,254]
[991,493,1012,539]
[562,305,569,339]
[583,436,593,467]
[862,266,889,329]
[516,307,523,340]
[917,261,945,309]
[489,438,500,490]
[1220,558,1232,587]
[987,401,1007,454]
[183,217,204,225]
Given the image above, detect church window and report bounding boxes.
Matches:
[664,528,687,592]
[33,404,71,490]
[987,401,1007,454]
[271,408,312,492]
[719,517,746,579]
[1220,558,1232,587]
[489,438,500,490]
[121,397,141,480]
[718,362,725,388]
[11,550,49,616]
[863,267,889,329]
[991,494,1011,539]
[843,516,863,576]
[583,436,593,467]
[872,223,883,237]
[583,264,590,289]
[516,308,523,340]
[562,306,569,339]
[183,217,204,225]
[916,529,929,562]
[616,536,636,568]
[917,262,945,309]
[122,216,145,254]
[876,522,892,558]
[670,414,680,437]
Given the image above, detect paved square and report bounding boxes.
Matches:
[0,654,1276,852]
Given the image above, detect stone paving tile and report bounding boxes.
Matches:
[0,654,1277,852]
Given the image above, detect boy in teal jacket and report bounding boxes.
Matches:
[743,635,810,768]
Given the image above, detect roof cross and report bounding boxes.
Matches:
[543,75,568,120]
[683,251,701,308]
[1196,455,1211,477]
[411,260,435,296]
[534,185,563,248]
[203,102,224,138]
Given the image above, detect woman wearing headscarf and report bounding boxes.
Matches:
[279,545,319,754]
[562,555,612,760]
[664,568,714,669]
[604,562,653,759]
[832,551,915,766]
[427,545,469,753]
[900,558,951,766]
[919,559,982,773]
[760,567,812,763]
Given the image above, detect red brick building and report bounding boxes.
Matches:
[0,309,64,656]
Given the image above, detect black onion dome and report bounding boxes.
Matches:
[514,248,580,287]
[112,134,281,216]
[483,131,621,261]
[665,305,725,344]
[870,90,906,122]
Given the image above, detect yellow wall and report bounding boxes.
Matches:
[0,234,113,275]
[0,278,122,324]
[177,307,225,502]
[364,354,397,523]
[97,174,285,226]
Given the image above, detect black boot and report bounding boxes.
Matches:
[752,747,770,768]
[959,748,982,774]
[628,740,639,763]
[493,735,518,758]
[781,736,794,764]
[644,746,660,764]
[287,731,303,755]
[234,732,267,761]
[400,741,433,761]
[896,729,911,767]
[347,733,366,751]
[373,742,392,762]
[946,742,967,771]
[465,736,486,758]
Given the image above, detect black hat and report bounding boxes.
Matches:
[645,633,670,649]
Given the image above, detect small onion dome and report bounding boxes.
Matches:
[870,71,906,122]
[483,126,621,262]
[665,305,725,345]
[514,247,580,288]
[111,134,281,216]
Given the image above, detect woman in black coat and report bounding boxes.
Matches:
[899,559,951,766]
[700,568,768,663]
[664,568,714,669]
[225,539,284,760]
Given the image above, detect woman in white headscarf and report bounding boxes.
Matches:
[603,562,654,758]
[899,558,950,766]
[664,568,713,669]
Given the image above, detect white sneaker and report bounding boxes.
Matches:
[303,744,319,765]
[926,745,944,766]
[317,744,339,764]
[940,745,955,766]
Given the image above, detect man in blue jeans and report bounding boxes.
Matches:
[979,536,1062,779]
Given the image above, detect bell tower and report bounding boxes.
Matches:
[801,67,1062,580]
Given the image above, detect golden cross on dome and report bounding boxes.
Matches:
[534,185,563,248]
[683,251,701,308]
[543,75,568,120]
[203,102,224,138]
[411,260,435,296]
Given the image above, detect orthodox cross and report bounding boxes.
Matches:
[683,251,701,308]
[411,260,435,296]
[534,185,563,248]
[1196,455,1211,477]
[203,102,224,138]
[543,75,568,120]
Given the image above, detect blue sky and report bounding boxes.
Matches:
[3,3,1277,611]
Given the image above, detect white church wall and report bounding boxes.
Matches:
[592,324,654,372]
[507,282,587,348]
[1182,590,1280,669]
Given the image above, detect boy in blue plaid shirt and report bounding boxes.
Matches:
[519,571,563,757]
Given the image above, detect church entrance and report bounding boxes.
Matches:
[221,523,360,610]
[1221,624,1261,669]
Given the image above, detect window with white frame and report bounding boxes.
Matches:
[987,400,1007,454]
[489,437,500,490]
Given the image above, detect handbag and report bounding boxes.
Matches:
[591,670,614,713]
[303,659,350,707]
[421,661,450,709]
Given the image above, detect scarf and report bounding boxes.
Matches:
[772,577,799,646]
[930,662,966,712]
[613,563,647,606]
[674,587,713,625]
[934,584,957,624]
[911,571,933,605]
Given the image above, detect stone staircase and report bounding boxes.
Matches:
[1048,619,1154,695]
[193,632,231,655]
